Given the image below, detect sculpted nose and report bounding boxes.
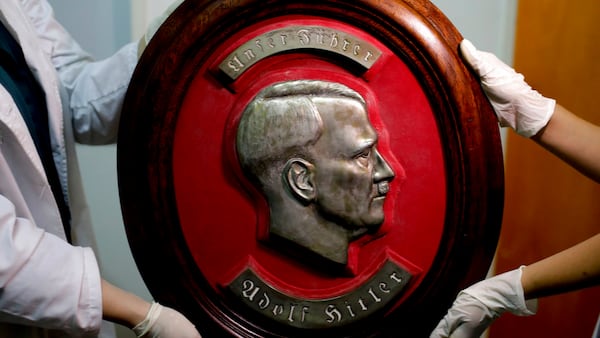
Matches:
[373,149,395,182]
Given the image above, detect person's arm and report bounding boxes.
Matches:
[533,104,600,183]
[430,40,600,338]
[0,193,104,335]
[459,38,600,299]
[0,192,200,337]
[522,233,600,299]
[22,0,136,144]
[430,234,600,338]
[101,279,150,328]
[102,279,202,338]
[24,0,183,145]
[460,39,600,183]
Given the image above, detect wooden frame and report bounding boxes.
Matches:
[117,0,504,336]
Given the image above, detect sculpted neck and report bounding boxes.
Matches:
[268,199,350,266]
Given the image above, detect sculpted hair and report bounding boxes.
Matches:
[236,80,366,183]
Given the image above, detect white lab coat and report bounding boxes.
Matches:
[0,0,137,336]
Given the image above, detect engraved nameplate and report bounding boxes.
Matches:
[225,260,412,328]
[219,25,383,80]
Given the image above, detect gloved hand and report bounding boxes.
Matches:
[132,302,202,338]
[460,39,556,138]
[430,266,538,338]
[138,0,185,56]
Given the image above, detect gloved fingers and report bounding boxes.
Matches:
[430,293,496,338]
[430,298,481,337]
[460,39,535,107]
[460,267,538,317]
[460,39,521,84]
[447,296,494,338]
[153,305,202,338]
[132,302,162,337]
[460,39,496,77]
[459,39,481,73]
[133,302,201,338]
[459,39,555,137]
[449,301,493,332]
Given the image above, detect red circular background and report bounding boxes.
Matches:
[172,17,446,301]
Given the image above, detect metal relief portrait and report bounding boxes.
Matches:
[119,1,504,336]
[228,82,413,329]
[236,80,398,270]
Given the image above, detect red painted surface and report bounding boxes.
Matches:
[172,17,446,302]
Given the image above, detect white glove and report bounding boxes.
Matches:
[460,39,556,138]
[430,267,538,338]
[132,302,202,338]
[138,0,185,56]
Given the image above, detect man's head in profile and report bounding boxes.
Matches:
[236,80,396,270]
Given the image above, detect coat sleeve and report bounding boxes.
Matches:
[21,0,139,145]
[0,194,102,335]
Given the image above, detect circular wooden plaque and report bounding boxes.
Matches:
[117,0,504,336]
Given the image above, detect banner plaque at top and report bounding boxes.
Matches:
[219,25,383,80]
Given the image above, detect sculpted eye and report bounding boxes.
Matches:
[355,149,371,167]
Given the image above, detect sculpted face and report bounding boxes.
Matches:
[309,98,395,236]
[236,80,399,267]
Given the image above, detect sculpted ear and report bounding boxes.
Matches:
[283,158,315,203]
